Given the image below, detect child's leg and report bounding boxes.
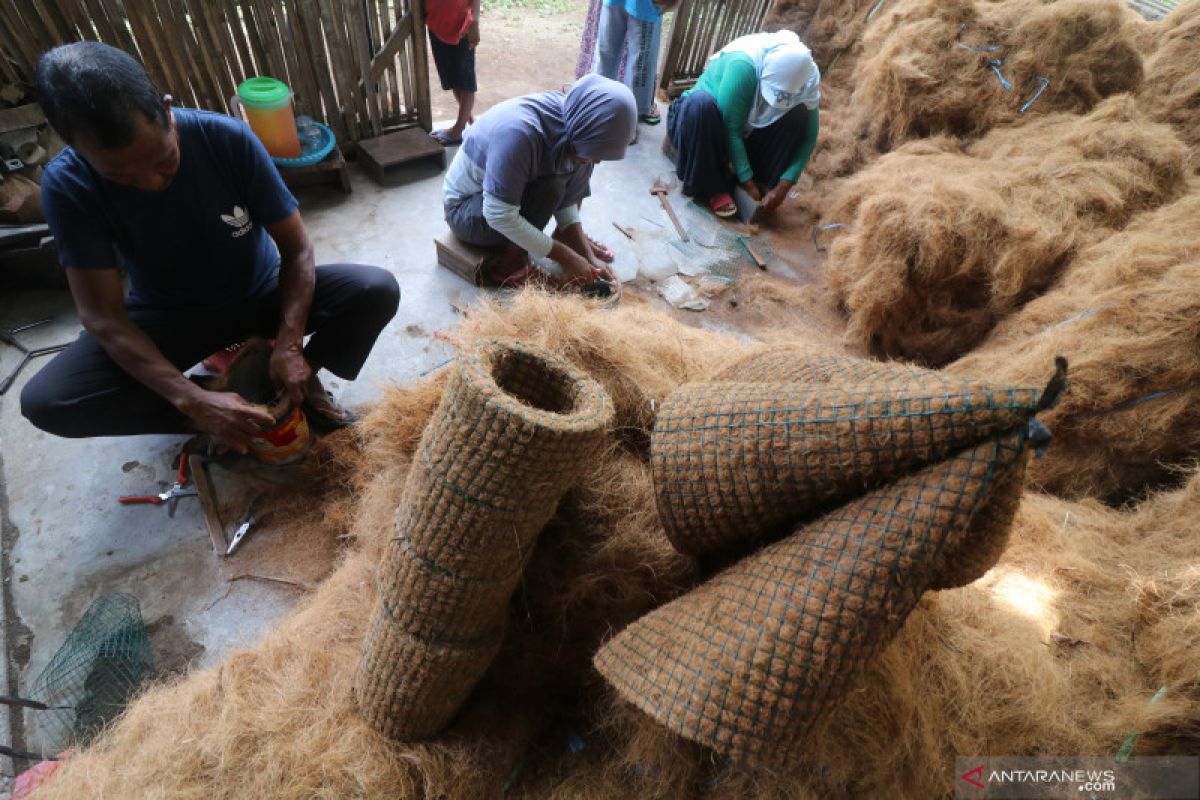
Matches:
[444,36,478,139]
[450,89,475,138]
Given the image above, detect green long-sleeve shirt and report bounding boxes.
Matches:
[686,52,819,184]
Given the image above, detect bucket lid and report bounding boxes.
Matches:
[237,77,291,110]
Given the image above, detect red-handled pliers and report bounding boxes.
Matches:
[118,453,198,517]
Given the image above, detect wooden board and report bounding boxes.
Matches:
[189,454,227,555]
[277,146,352,194]
[0,103,43,135]
[434,232,492,286]
[357,127,445,185]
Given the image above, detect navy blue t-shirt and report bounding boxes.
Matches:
[41,108,298,309]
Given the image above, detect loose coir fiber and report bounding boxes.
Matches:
[762,0,881,65]
[27,296,1200,798]
[1138,1,1200,148]
[598,431,1030,767]
[355,337,613,740]
[949,189,1200,500]
[651,363,1056,557]
[824,96,1188,366]
[851,0,1145,150]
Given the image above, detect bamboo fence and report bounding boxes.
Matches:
[659,0,772,96]
[0,0,432,145]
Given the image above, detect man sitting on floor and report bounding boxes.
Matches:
[20,42,400,453]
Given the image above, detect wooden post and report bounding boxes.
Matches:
[409,0,431,131]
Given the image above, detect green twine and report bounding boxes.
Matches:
[1115,685,1169,762]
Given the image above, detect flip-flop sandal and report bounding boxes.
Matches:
[585,234,615,263]
[302,391,357,434]
[709,193,737,218]
[481,258,539,290]
[498,262,539,289]
[639,111,662,125]
[429,129,463,146]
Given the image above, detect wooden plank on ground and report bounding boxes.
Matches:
[190,454,228,554]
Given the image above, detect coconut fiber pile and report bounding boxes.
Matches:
[1138,1,1200,148]
[949,189,1200,501]
[851,0,1145,150]
[763,0,882,65]
[30,295,1200,799]
[823,96,1188,366]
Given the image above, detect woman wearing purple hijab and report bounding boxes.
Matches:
[442,74,637,291]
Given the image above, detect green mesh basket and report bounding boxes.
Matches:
[29,593,154,754]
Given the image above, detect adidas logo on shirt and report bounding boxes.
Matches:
[220,206,252,238]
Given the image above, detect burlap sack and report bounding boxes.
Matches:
[355,337,613,741]
[652,373,1056,557]
[595,431,1030,767]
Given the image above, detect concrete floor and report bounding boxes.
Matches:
[0,120,782,762]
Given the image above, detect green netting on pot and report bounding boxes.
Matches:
[651,358,1064,557]
[596,431,1030,767]
[29,593,154,755]
[355,337,613,741]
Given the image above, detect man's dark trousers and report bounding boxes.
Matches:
[20,263,400,437]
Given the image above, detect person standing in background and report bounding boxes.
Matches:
[425,0,481,146]
[590,1,677,126]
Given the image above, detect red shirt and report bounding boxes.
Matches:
[424,0,474,45]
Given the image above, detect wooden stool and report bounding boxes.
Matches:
[358,129,447,186]
[278,145,352,194]
[435,232,496,286]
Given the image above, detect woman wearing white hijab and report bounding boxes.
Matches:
[667,31,820,218]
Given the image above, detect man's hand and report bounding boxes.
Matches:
[179,390,277,454]
[467,21,480,48]
[762,179,795,214]
[741,179,763,202]
[269,340,311,404]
